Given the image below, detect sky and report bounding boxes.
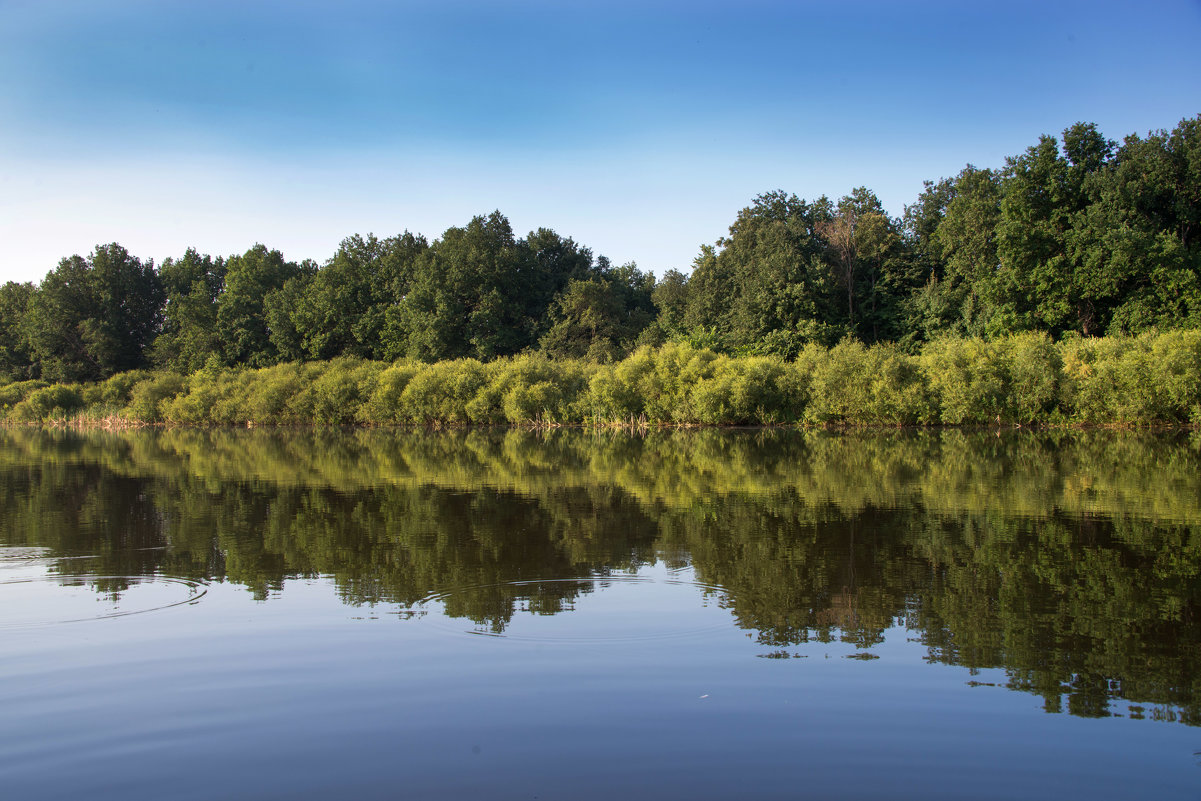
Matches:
[1,0,1199,284]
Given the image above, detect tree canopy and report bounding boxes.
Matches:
[5,115,1200,380]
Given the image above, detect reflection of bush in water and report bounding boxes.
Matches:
[0,426,1198,722]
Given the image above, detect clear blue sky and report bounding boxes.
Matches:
[2,0,1199,283]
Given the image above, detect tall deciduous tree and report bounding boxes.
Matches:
[540,261,656,361]
[927,165,1003,336]
[264,232,430,362]
[685,191,839,355]
[25,243,164,381]
[0,281,35,380]
[817,188,909,343]
[216,244,310,367]
[995,125,1116,335]
[153,249,226,373]
[392,213,592,362]
[1098,117,1201,332]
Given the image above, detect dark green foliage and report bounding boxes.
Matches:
[920,166,1003,338]
[650,268,689,337]
[684,192,840,354]
[217,245,311,367]
[153,249,226,373]
[540,261,656,362]
[394,213,535,361]
[265,233,431,362]
[24,244,165,382]
[0,282,36,380]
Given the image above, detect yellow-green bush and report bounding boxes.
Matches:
[124,373,187,422]
[361,362,422,423]
[10,384,85,422]
[589,344,722,423]
[1058,330,1201,424]
[399,359,488,424]
[1148,329,1201,423]
[162,369,255,425]
[287,358,383,424]
[1060,336,1160,423]
[0,380,48,417]
[920,338,1008,424]
[807,341,933,424]
[9,332,1201,428]
[83,370,153,410]
[243,363,311,424]
[1003,333,1062,423]
[469,355,593,424]
[690,355,797,425]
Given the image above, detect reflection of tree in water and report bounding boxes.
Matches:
[912,511,1201,725]
[0,427,1198,723]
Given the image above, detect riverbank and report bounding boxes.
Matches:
[3,331,1199,428]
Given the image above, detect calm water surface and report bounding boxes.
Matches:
[1,427,1198,800]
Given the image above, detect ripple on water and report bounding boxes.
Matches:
[0,568,207,628]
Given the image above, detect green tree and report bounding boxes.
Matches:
[266,232,431,363]
[650,268,690,338]
[353,231,429,360]
[540,261,656,361]
[522,227,596,342]
[24,243,165,381]
[152,249,226,373]
[686,191,839,355]
[995,124,1116,335]
[262,273,314,363]
[0,281,36,380]
[927,165,1003,336]
[395,213,518,360]
[1095,116,1201,332]
[394,213,587,362]
[819,188,910,343]
[216,244,310,367]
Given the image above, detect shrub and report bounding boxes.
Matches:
[361,362,422,423]
[920,338,1006,424]
[124,373,187,422]
[588,343,722,424]
[243,363,309,424]
[0,380,47,417]
[1147,329,1201,423]
[1004,333,1062,423]
[808,341,932,425]
[307,358,383,424]
[399,359,488,424]
[806,340,873,424]
[10,384,85,422]
[690,355,793,424]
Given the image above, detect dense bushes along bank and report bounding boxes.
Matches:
[2,331,1200,428]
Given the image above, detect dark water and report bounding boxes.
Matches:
[1,427,1199,800]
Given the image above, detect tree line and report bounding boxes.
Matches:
[1,115,1198,383]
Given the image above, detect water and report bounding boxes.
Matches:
[1,427,1198,799]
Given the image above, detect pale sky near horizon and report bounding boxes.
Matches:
[2,0,1199,285]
